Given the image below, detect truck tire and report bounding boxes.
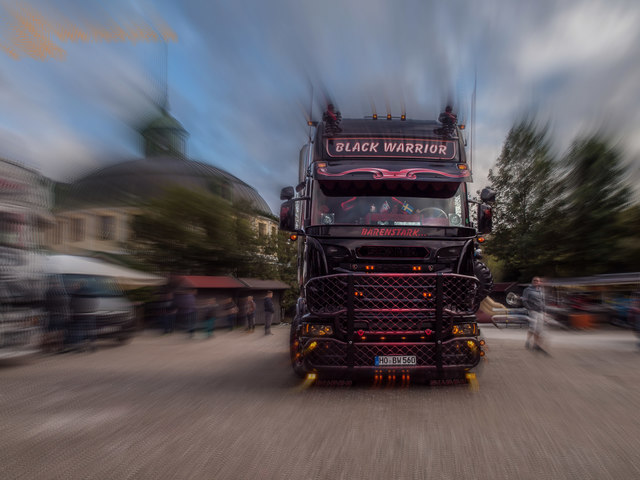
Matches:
[289,318,307,378]
[474,260,494,300]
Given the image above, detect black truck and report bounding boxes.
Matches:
[279,108,494,384]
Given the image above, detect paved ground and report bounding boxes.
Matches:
[1,324,639,480]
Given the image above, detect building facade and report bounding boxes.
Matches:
[46,109,277,256]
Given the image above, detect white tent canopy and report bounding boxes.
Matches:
[45,255,166,290]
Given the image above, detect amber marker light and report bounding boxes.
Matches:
[459,124,466,130]
[412,266,422,271]
[479,339,486,346]
[303,342,318,355]
[365,265,375,271]
[401,114,406,121]
[477,236,486,244]
[386,114,392,120]
[457,164,468,170]
[422,292,433,298]
[289,234,298,241]
[317,162,327,168]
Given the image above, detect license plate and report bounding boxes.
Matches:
[375,355,416,366]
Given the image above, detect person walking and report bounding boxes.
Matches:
[238,297,249,331]
[221,297,238,331]
[69,280,98,352]
[263,291,275,335]
[175,288,198,338]
[43,276,70,353]
[246,296,256,332]
[160,290,176,334]
[522,277,549,354]
[204,298,218,338]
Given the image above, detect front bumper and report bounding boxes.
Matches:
[301,336,481,380]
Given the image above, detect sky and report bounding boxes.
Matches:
[1,0,639,214]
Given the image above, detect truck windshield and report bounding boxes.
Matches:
[310,180,467,227]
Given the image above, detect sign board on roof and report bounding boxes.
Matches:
[325,137,457,160]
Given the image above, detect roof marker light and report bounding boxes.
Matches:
[386,114,392,120]
[372,113,378,120]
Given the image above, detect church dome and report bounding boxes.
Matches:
[56,109,272,216]
[58,156,272,215]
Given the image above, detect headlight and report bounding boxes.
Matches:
[452,323,477,336]
[303,324,334,336]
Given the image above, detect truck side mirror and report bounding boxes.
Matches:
[477,204,493,234]
[280,186,295,201]
[480,187,496,204]
[279,200,296,232]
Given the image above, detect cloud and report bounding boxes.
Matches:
[1,0,640,214]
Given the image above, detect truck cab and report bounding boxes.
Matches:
[280,113,494,383]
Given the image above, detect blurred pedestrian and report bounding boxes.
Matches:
[160,290,176,334]
[175,288,198,338]
[245,296,256,332]
[69,280,98,352]
[220,297,238,331]
[238,297,249,331]
[204,298,218,338]
[43,276,70,353]
[264,291,275,335]
[523,276,548,354]
[630,290,640,349]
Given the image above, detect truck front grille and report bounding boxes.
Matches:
[305,273,480,317]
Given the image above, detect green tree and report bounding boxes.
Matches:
[485,119,559,281]
[615,204,640,272]
[129,186,259,275]
[555,136,632,275]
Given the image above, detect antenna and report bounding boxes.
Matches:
[308,84,314,143]
[470,70,477,172]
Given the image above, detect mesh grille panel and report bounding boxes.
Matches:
[306,273,480,316]
[337,311,453,334]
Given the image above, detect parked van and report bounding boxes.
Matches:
[58,274,136,344]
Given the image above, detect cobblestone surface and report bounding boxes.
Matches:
[1,324,639,480]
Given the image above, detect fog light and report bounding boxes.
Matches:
[303,324,334,336]
[453,323,478,336]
